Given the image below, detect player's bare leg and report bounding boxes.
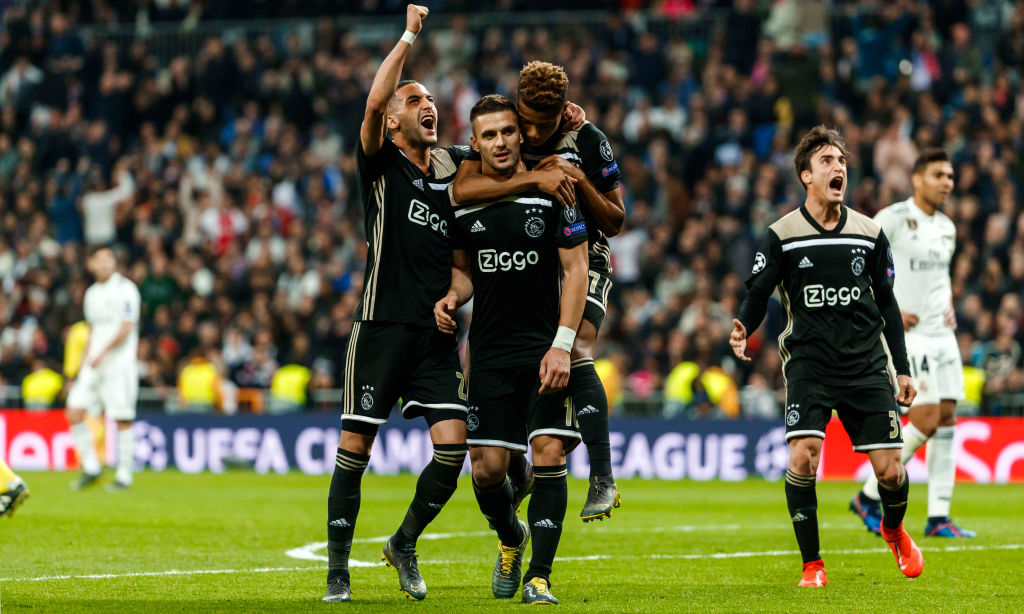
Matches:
[868,448,923,577]
[67,406,103,490]
[924,399,974,537]
[324,428,374,602]
[572,319,619,521]
[384,417,468,600]
[106,419,135,491]
[472,445,529,599]
[786,436,827,587]
[0,458,29,518]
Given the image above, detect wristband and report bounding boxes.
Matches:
[551,326,576,353]
[400,30,416,45]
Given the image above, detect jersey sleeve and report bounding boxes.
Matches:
[554,204,588,248]
[872,206,901,244]
[870,230,897,294]
[121,283,141,323]
[745,229,784,292]
[576,123,621,193]
[445,145,474,166]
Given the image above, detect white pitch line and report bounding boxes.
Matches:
[285,525,745,563]
[6,543,1020,584]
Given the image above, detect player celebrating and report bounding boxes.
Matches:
[730,126,922,586]
[66,245,141,492]
[452,61,625,522]
[851,149,975,538]
[0,458,29,517]
[324,5,472,604]
[436,94,589,604]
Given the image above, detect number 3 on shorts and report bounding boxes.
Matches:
[889,410,900,439]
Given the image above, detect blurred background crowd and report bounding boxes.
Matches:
[1,0,1023,417]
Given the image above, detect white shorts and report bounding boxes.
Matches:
[66,365,138,421]
[905,331,965,408]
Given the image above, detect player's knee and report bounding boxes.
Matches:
[788,440,821,474]
[875,463,903,488]
[570,322,597,362]
[470,460,504,487]
[530,436,565,466]
[338,429,374,456]
[66,408,85,424]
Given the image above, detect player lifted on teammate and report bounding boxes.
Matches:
[851,149,975,538]
[730,126,922,586]
[323,5,472,603]
[437,94,589,604]
[453,61,625,522]
[66,245,141,492]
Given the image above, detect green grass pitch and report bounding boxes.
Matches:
[2,471,1023,613]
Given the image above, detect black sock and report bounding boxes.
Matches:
[394,443,467,547]
[507,453,531,490]
[784,470,820,564]
[474,477,523,545]
[524,464,567,584]
[878,468,909,530]
[570,361,612,477]
[327,448,369,582]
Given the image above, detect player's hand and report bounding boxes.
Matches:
[561,102,586,132]
[406,4,428,35]
[532,167,577,208]
[943,306,957,330]
[730,319,751,362]
[434,292,458,334]
[538,347,570,394]
[902,312,919,331]
[895,374,917,407]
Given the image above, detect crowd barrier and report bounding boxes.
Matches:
[2,410,1022,483]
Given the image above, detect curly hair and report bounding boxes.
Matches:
[517,61,568,112]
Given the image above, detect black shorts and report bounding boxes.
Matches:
[784,378,903,452]
[342,321,468,425]
[465,363,581,453]
[583,271,612,331]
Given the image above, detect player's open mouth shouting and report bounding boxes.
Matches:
[420,112,436,136]
[828,174,844,197]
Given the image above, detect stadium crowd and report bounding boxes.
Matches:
[1,1,1023,416]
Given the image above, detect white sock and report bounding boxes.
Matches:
[71,422,102,476]
[116,427,135,486]
[927,425,956,518]
[862,422,929,500]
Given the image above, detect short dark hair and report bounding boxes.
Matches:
[793,125,848,189]
[518,61,568,112]
[912,148,951,175]
[469,94,517,124]
[87,244,113,258]
[387,80,424,113]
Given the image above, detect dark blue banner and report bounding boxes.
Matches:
[129,413,789,481]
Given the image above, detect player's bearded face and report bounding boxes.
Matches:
[471,110,522,173]
[807,145,847,205]
[914,161,954,207]
[389,83,438,146]
[517,102,562,148]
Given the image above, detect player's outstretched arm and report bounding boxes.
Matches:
[435,249,473,334]
[539,241,587,394]
[534,155,625,236]
[451,160,577,208]
[360,4,428,157]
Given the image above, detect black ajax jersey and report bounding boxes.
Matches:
[522,122,620,275]
[746,206,899,386]
[355,139,472,326]
[452,193,588,369]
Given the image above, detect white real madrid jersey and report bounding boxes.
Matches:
[83,272,141,371]
[873,198,956,337]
